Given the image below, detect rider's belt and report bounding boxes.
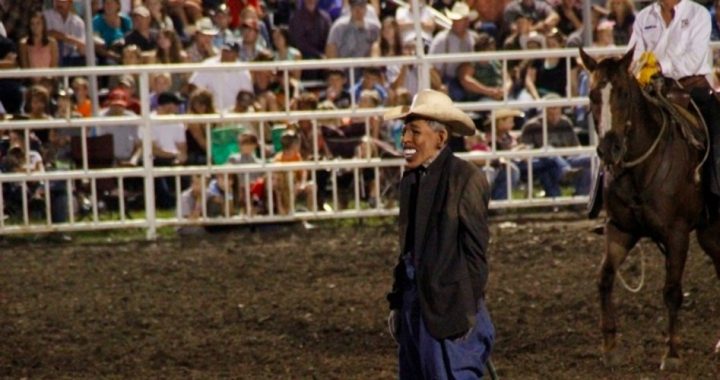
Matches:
[678,75,710,90]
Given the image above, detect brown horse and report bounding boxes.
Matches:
[579,47,720,369]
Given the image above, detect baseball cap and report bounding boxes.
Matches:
[157,91,184,106]
[221,40,241,52]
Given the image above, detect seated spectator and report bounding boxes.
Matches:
[213,90,258,165]
[606,0,635,45]
[553,0,582,37]
[455,33,505,101]
[156,28,188,64]
[53,88,81,119]
[132,92,186,208]
[210,4,235,49]
[44,0,86,66]
[227,0,261,30]
[121,44,142,65]
[149,73,172,111]
[95,89,139,164]
[185,89,216,165]
[519,97,591,195]
[380,16,403,57]
[19,10,59,70]
[320,69,352,109]
[252,50,300,112]
[289,0,331,80]
[395,0,434,41]
[566,4,608,48]
[124,6,156,52]
[239,19,264,62]
[189,41,252,111]
[0,35,22,114]
[292,92,332,160]
[484,108,580,200]
[93,0,132,64]
[343,89,382,142]
[504,11,546,51]
[712,0,720,41]
[227,132,264,214]
[187,18,218,63]
[506,33,545,114]
[351,67,388,105]
[239,6,271,49]
[238,16,266,62]
[325,0,381,59]
[146,0,175,36]
[429,2,478,84]
[177,174,206,235]
[71,77,92,117]
[111,74,141,114]
[594,19,616,48]
[502,0,559,37]
[26,85,52,144]
[533,29,569,97]
[386,32,445,98]
[207,173,235,217]
[273,131,315,215]
[271,25,302,80]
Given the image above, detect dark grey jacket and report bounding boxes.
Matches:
[387,147,491,339]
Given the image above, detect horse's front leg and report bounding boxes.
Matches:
[599,221,638,366]
[660,229,690,370]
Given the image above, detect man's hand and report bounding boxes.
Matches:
[387,309,401,344]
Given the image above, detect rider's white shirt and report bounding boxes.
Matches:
[628,0,712,80]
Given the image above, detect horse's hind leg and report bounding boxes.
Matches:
[697,220,720,280]
[660,228,691,370]
[599,222,638,366]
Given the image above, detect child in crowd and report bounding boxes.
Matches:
[272,130,315,215]
[207,173,235,217]
[227,132,264,214]
[177,174,206,235]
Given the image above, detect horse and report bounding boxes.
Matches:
[578,47,720,370]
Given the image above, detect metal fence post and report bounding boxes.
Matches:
[139,72,157,239]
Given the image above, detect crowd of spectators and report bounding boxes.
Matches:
[1,0,718,226]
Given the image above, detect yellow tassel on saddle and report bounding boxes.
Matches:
[635,51,660,86]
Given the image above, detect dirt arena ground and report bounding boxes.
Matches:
[1,216,719,379]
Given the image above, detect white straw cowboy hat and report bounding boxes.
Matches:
[384,89,476,136]
[445,2,478,21]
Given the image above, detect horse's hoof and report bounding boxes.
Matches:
[602,349,623,367]
[660,356,683,371]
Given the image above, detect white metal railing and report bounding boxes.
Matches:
[1,44,717,237]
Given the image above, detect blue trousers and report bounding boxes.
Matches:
[398,275,494,379]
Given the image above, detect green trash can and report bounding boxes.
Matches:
[271,124,287,155]
[211,125,245,164]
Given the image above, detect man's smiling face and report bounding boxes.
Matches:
[401,117,447,169]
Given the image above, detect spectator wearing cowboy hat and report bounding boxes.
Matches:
[325,0,381,59]
[384,89,494,378]
[429,2,479,88]
[189,40,253,112]
[187,17,219,63]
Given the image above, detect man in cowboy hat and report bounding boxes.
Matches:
[429,2,478,86]
[385,89,494,379]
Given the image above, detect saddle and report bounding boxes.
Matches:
[644,77,707,152]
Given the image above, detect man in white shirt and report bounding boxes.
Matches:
[44,0,86,66]
[189,41,253,112]
[628,0,720,197]
[132,92,187,209]
[429,2,478,84]
[134,92,187,166]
